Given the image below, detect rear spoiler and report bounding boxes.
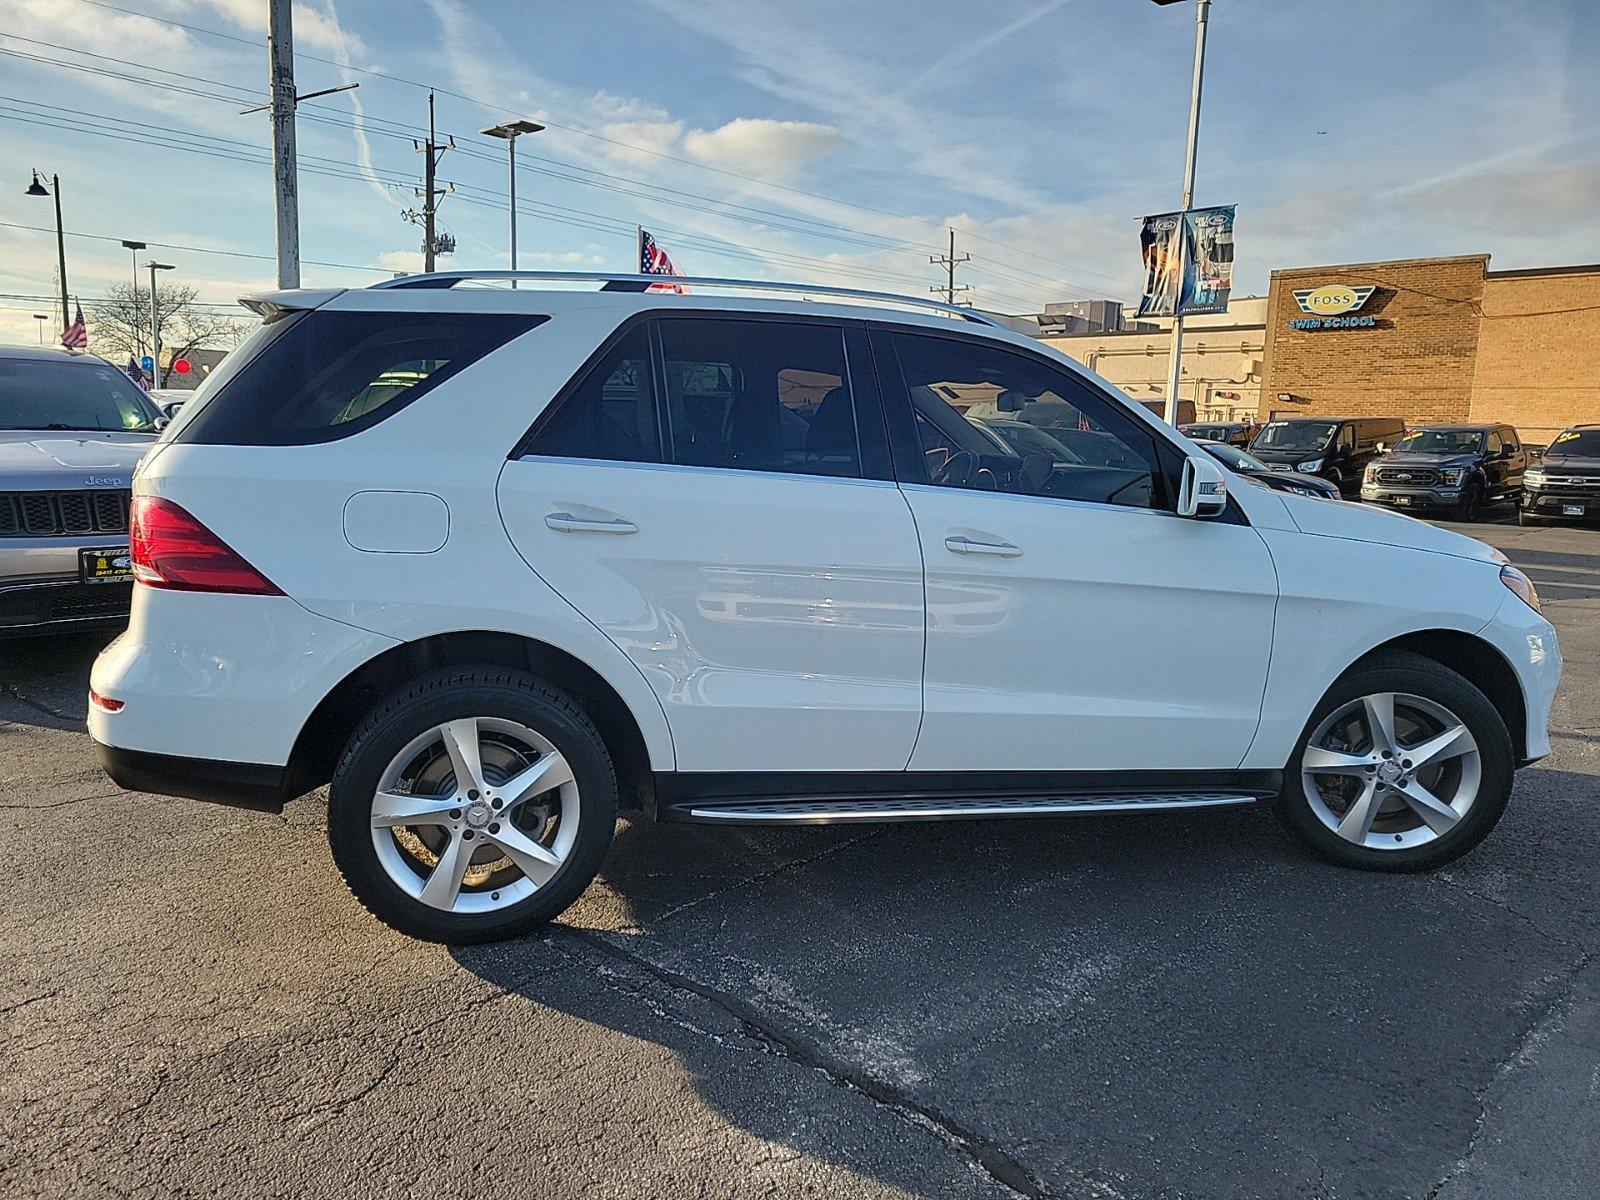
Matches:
[238,288,347,323]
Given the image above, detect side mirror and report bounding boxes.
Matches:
[997,390,1025,413]
[1178,454,1229,519]
[153,417,170,431]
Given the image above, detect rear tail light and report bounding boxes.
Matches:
[129,496,283,595]
[89,688,123,713]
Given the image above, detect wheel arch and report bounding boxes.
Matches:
[1351,629,1526,760]
[286,630,664,812]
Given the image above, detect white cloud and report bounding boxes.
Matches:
[682,118,841,179]
[377,249,425,273]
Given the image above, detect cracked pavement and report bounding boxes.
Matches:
[2,519,1597,1199]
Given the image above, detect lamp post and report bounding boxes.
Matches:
[25,170,70,335]
[122,239,147,359]
[145,262,175,388]
[1151,0,1210,425]
[32,314,49,345]
[480,120,544,286]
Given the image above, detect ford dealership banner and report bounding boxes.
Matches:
[1135,204,1235,317]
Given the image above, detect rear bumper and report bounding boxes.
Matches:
[94,739,288,811]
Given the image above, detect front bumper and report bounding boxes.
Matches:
[1361,484,1464,511]
[0,578,131,636]
[94,739,289,811]
[1,535,133,635]
[1522,489,1600,520]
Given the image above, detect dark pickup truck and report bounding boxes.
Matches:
[1360,423,1526,520]
[1521,424,1600,526]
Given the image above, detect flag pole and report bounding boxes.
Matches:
[635,225,644,273]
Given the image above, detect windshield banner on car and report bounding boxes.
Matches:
[1135,204,1236,318]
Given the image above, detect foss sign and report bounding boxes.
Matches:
[1289,284,1378,330]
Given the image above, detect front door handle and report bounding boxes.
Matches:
[545,512,638,535]
[944,535,1021,557]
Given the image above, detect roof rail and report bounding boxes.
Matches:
[367,270,1006,328]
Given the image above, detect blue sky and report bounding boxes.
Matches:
[3,0,1598,343]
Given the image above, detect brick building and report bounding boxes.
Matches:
[1035,253,1600,444]
[1260,255,1600,443]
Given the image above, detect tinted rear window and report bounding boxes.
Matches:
[175,310,545,446]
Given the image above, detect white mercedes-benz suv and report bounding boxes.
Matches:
[89,273,1561,943]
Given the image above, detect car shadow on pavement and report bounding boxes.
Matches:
[0,631,110,730]
[450,768,1600,1198]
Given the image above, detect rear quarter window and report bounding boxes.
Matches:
[174,310,545,446]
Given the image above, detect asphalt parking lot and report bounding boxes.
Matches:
[2,515,1596,1200]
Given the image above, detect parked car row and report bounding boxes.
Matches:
[1179,413,1600,526]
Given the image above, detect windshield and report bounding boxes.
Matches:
[1183,425,1229,442]
[1252,420,1336,452]
[1548,428,1600,457]
[0,357,161,432]
[1392,429,1483,455]
[1202,441,1270,472]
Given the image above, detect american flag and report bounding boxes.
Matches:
[60,302,88,350]
[125,355,150,391]
[638,228,688,293]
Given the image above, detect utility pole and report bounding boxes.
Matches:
[411,91,454,272]
[930,228,970,306]
[1157,0,1210,425]
[267,0,300,289]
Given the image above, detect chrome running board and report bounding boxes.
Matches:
[677,792,1257,825]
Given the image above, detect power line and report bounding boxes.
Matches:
[56,0,1138,292]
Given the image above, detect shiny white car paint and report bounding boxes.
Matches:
[499,458,925,772]
[89,587,397,763]
[90,284,1560,778]
[901,482,1277,771]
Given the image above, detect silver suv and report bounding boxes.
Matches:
[1,347,161,636]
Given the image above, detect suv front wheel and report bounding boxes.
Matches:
[1277,650,1513,872]
[328,667,617,943]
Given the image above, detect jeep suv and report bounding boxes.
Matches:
[1361,423,1526,520]
[89,275,1562,943]
[2,347,162,636]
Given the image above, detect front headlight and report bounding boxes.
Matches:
[1363,464,1378,480]
[1500,565,1541,613]
[1441,467,1466,486]
[1297,459,1323,474]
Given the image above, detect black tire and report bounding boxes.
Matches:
[1517,509,1545,527]
[1325,467,1344,497]
[1276,650,1513,872]
[328,666,617,943]
[1455,479,1485,522]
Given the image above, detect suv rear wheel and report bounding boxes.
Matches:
[1277,650,1512,872]
[328,667,616,943]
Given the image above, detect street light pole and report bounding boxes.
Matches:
[1158,0,1209,425]
[480,120,545,289]
[146,262,174,388]
[122,239,147,360]
[33,314,48,345]
[25,171,70,333]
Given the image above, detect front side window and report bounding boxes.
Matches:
[176,310,544,446]
[891,332,1162,509]
[524,325,661,463]
[658,319,860,478]
[0,358,161,432]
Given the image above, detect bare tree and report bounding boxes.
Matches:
[88,283,250,366]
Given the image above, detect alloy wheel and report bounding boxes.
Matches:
[369,716,579,913]
[1301,691,1481,850]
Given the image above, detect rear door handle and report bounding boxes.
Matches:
[944,535,1021,557]
[545,512,638,535]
